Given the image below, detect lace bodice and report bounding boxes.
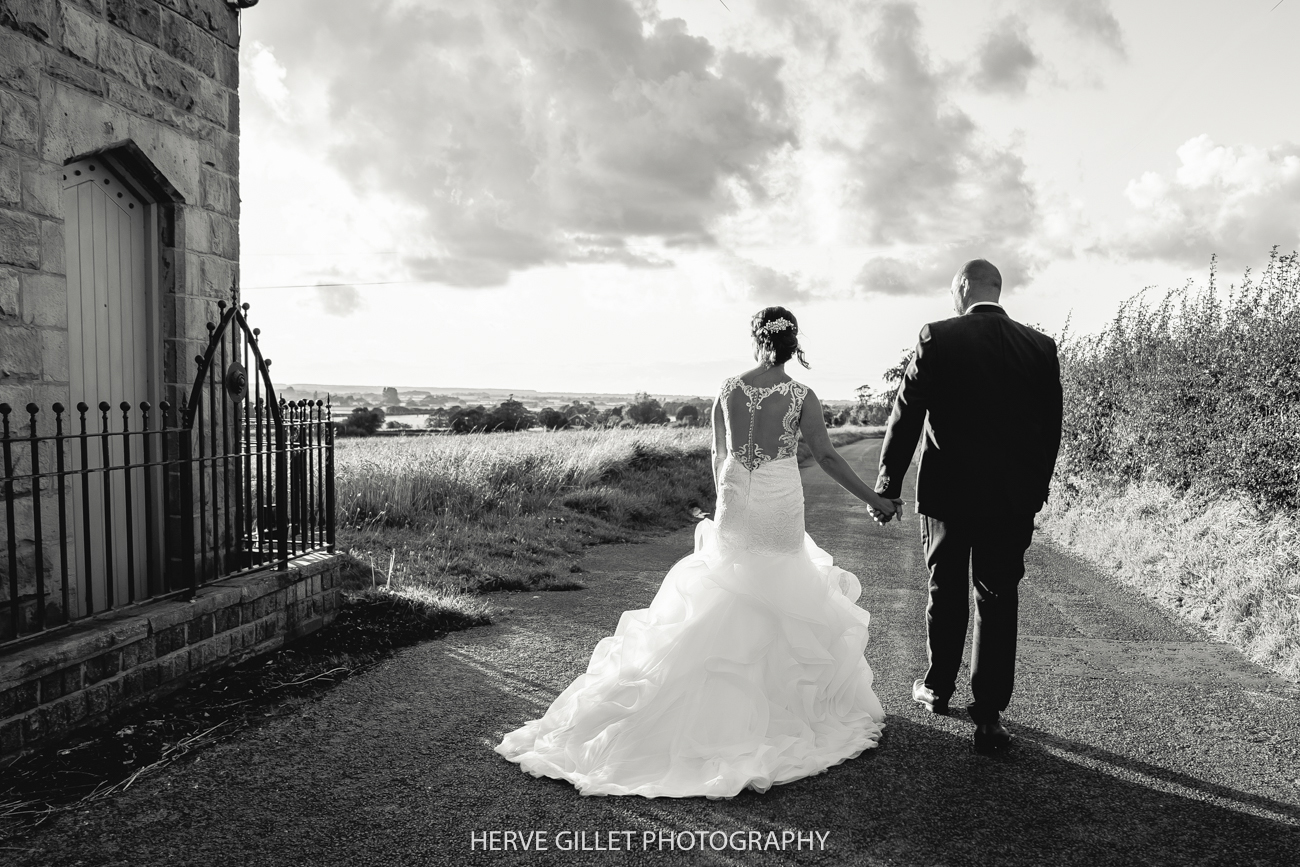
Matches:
[719,375,809,472]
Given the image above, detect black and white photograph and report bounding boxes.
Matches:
[1,0,1298,864]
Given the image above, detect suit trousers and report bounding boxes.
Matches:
[920,512,1035,722]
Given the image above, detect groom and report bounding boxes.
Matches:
[871,259,1063,754]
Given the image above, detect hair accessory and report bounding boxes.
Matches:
[756,318,794,337]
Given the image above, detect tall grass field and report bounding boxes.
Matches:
[333,425,880,607]
[336,427,714,596]
[1042,250,1300,681]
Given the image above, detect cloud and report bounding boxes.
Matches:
[316,284,363,317]
[753,0,841,57]
[721,253,813,304]
[1118,135,1300,270]
[971,18,1039,95]
[245,40,293,120]
[837,3,1041,295]
[855,243,1036,298]
[269,0,795,289]
[1040,0,1126,58]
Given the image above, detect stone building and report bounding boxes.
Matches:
[0,1,344,761]
[1,0,246,635]
[1,0,241,417]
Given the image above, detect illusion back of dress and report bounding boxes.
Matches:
[715,376,810,556]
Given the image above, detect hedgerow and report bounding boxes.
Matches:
[1056,249,1300,514]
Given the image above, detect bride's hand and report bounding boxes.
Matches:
[868,495,902,524]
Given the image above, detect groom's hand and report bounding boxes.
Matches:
[869,499,904,525]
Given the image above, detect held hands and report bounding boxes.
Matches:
[869,496,905,526]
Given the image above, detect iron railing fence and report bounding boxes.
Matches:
[0,301,335,649]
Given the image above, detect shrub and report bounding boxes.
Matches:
[337,407,386,437]
[852,401,892,426]
[483,397,535,432]
[1056,250,1300,512]
[626,393,669,425]
[852,383,895,427]
[449,405,488,433]
[562,401,599,426]
[537,407,570,430]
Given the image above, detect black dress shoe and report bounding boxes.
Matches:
[911,679,949,715]
[973,718,1012,754]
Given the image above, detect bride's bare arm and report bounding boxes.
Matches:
[799,390,898,515]
[711,395,726,493]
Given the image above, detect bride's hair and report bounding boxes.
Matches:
[751,306,810,369]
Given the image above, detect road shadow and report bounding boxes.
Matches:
[460,713,1300,866]
[714,717,1298,866]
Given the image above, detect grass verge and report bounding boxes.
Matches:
[337,428,716,595]
[1039,479,1300,682]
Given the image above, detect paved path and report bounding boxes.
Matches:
[14,440,1300,866]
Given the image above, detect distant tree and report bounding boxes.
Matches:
[882,349,915,388]
[385,420,411,430]
[425,408,450,429]
[563,401,598,426]
[382,386,400,406]
[449,405,488,433]
[848,380,894,426]
[537,407,569,430]
[483,397,535,432]
[337,407,385,437]
[595,405,624,427]
[626,392,668,425]
[675,404,700,425]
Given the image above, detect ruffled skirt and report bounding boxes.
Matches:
[494,517,886,798]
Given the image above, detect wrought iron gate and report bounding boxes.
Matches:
[1,301,335,647]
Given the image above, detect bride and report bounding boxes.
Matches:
[495,307,902,798]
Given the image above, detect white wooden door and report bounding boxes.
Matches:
[62,157,155,612]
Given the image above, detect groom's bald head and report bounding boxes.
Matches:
[950,259,1002,314]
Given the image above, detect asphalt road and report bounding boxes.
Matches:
[13,439,1300,867]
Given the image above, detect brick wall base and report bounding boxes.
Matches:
[0,552,344,762]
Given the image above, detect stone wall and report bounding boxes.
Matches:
[0,0,244,635]
[0,0,242,417]
[0,551,344,761]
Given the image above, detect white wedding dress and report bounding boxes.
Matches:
[495,376,885,798]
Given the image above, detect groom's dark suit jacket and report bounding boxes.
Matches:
[876,305,1063,521]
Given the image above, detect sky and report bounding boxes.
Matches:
[236,0,1300,400]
